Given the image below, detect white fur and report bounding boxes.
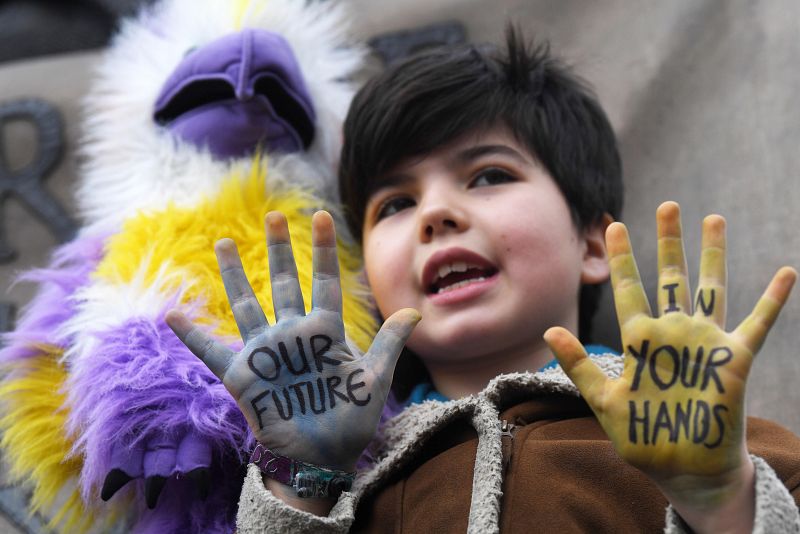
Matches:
[60,256,206,367]
[77,0,364,228]
[61,252,362,370]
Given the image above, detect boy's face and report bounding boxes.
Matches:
[362,127,608,367]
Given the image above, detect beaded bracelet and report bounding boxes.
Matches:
[249,443,356,499]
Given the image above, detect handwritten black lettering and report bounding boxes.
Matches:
[629,400,650,444]
[696,289,716,316]
[326,375,350,408]
[250,369,371,422]
[701,347,732,393]
[679,347,702,388]
[628,341,733,393]
[248,347,281,381]
[307,378,327,414]
[272,389,294,420]
[649,345,680,390]
[279,338,311,375]
[289,383,307,414]
[692,400,710,444]
[652,401,673,445]
[628,399,726,447]
[311,334,341,372]
[346,369,371,406]
[663,282,681,313]
[705,404,728,449]
[248,334,345,382]
[670,399,692,443]
[251,389,271,430]
[629,340,650,391]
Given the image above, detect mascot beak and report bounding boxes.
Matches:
[153,28,316,159]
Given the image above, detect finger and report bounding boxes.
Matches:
[607,222,651,327]
[266,211,306,321]
[143,434,179,478]
[363,309,421,381]
[166,310,234,380]
[733,266,797,354]
[694,214,727,327]
[215,238,268,341]
[176,430,212,473]
[311,211,343,314]
[656,201,691,315]
[543,327,610,411]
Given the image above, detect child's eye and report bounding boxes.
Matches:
[470,168,517,187]
[375,196,415,221]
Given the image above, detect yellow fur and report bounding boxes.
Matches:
[0,350,121,533]
[95,158,378,351]
[233,0,248,29]
[234,0,267,31]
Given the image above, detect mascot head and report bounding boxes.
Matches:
[77,0,364,229]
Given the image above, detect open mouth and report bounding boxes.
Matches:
[422,248,499,296]
[428,262,498,294]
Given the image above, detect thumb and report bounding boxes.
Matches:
[363,308,421,382]
[543,326,609,410]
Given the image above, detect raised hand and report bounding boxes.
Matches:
[166,211,419,472]
[544,202,796,495]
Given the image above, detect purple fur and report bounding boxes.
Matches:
[131,453,244,534]
[356,390,406,470]
[65,298,250,532]
[0,233,107,362]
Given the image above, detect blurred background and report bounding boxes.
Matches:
[1,0,798,531]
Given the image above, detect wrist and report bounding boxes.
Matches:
[252,433,360,473]
[660,455,755,534]
[263,474,337,516]
[250,443,356,499]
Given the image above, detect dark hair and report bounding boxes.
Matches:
[339,27,623,398]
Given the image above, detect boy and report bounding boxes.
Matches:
[167,29,800,532]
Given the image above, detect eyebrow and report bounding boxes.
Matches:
[454,144,531,166]
[366,172,414,200]
[366,144,531,199]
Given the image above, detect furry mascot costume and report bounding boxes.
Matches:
[0,0,376,532]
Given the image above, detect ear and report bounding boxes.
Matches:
[580,213,613,284]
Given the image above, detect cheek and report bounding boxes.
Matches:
[502,221,579,257]
[364,233,413,313]
[493,203,583,284]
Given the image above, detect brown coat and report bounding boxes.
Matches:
[352,394,800,533]
[237,355,800,533]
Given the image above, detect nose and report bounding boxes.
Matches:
[417,192,469,242]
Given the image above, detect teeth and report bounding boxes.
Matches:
[436,276,486,294]
[434,262,476,283]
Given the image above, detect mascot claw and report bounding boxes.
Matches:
[100,429,212,508]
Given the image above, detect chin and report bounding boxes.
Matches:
[409,318,516,362]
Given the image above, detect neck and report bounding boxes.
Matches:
[424,338,556,400]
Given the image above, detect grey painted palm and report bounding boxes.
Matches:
[167,211,419,471]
